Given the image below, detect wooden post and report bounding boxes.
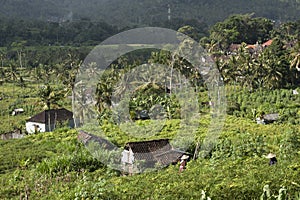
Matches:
[193,142,199,160]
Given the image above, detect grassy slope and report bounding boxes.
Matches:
[0,116,299,199]
[0,83,41,134]
[0,83,72,134]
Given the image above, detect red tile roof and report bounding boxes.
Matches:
[262,39,273,47]
[246,44,256,49]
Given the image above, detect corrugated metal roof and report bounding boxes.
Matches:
[264,113,279,121]
[155,149,186,166]
[127,139,171,154]
[27,108,73,123]
[125,139,186,167]
[77,132,188,169]
[78,130,116,151]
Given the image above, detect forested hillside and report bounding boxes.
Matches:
[1,0,300,27]
[0,18,118,46]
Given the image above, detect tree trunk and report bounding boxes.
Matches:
[72,87,77,128]
[169,53,176,95]
[48,111,51,132]
[17,50,23,68]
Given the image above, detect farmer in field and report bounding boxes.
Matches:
[179,155,189,173]
[266,153,277,165]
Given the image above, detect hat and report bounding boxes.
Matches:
[181,155,189,160]
[265,153,276,159]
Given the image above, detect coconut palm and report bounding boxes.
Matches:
[260,50,284,89]
[289,40,300,85]
[233,44,255,89]
[38,84,64,110]
[73,81,97,127]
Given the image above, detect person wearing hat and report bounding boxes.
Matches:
[179,155,189,173]
[266,153,277,165]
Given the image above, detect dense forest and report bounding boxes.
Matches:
[1,0,300,27]
[0,18,119,47]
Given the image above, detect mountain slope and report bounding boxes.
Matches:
[1,0,300,27]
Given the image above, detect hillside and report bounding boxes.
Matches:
[0,116,299,199]
[1,0,300,27]
[1,1,300,198]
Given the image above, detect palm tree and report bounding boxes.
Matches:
[11,41,26,68]
[260,50,284,89]
[262,38,288,89]
[289,40,300,85]
[73,81,97,127]
[38,84,64,110]
[95,68,116,120]
[0,49,5,69]
[0,52,5,85]
[263,65,283,89]
[233,44,255,89]
[7,64,19,83]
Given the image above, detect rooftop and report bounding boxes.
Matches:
[26,108,73,123]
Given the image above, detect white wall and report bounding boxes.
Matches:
[121,149,134,164]
[25,122,46,134]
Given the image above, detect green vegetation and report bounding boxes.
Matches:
[202,14,300,90]
[226,86,300,124]
[0,117,299,199]
[0,83,42,134]
[1,6,300,199]
[0,18,118,46]
[0,81,72,134]
[1,0,300,27]
[202,13,274,49]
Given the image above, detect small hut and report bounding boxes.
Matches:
[263,113,279,124]
[121,139,187,172]
[256,113,280,124]
[25,108,74,133]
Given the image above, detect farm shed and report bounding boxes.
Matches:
[77,132,188,173]
[122,139,187,171]
[11,108,24,116]
[263,113,279,124]
[25,108,74,134]
[256,113,280,124]
[0,129,24,140]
